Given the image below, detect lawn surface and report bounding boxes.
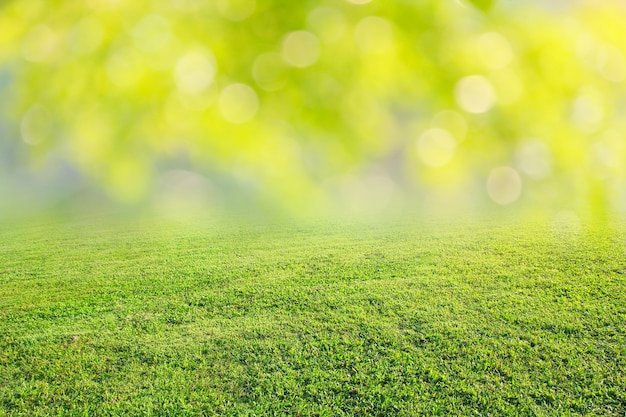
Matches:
[0,216,625,416]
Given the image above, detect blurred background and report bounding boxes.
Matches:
[1,0,625,221]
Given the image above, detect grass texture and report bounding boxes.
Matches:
[0,217,625,416]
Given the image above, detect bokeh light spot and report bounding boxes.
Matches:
[431,110,467,142]
[307,7,347,44]
[354,16,393,54]
[174,51,216,95]
[22,25,58,62]
[178,87,218,111]
[106,48,143,87]
[217,0,256,21]
[252,52,288,91]
[21,104,51,145]
[590,142,615,177]
[487,166,522,205]
[476,32,514,70]
[132,14,172,52]
[589,132,623,179]
[416,128,457,167]
[282,31,320,68]
[87,0,122,10]
[218,83,259,124]
[515,139,552,180]
[68,16,104,56]
[455,75,496,114]
[597,45,626,83]
[570,92,603,132]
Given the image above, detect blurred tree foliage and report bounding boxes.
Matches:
[1,0,625,217]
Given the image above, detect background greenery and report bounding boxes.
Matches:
[1,0,626,218]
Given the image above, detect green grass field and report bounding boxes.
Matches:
[1,217,625,416]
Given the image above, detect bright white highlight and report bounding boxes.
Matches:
[570,93,603,132]
[486,166,522,205]
[515,139,552,180]
[455,75,496,114]
[174,51,216,95]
